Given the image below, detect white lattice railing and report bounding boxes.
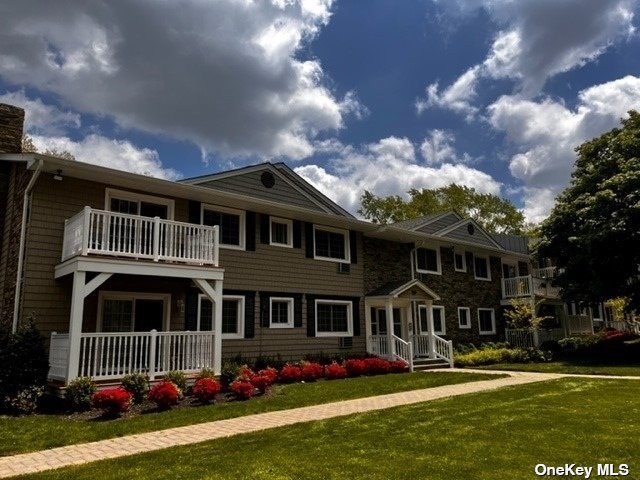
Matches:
[433,334,453,367]
[49,330,216,381]
[61,207,219,266]
[411,334,430,357]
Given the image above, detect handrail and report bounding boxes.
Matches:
[433,334,453,367]
[392,334,413,372]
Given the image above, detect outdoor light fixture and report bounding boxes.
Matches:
[53,169,63,181]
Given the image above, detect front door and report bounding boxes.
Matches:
[372,308,402,338]
[134,299,165,332]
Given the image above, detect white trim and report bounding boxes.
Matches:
[478,308,496,335]
[269,297,295,328]
[435,218,505,250]
[401,211,462,232]
[473,255,492,281]
[197,293,244,339]
[501,258,519,278]
[105,187,175,220]
[432,305,446,335]
[97,291,171,332]
[201,203,246,251]
[414,246,442,275]
[315,299,353,337]
[418,304,445,335]
[457,307,471,329]
[269,217,293,248]
[454,250,467,272]
[313,224,351,264]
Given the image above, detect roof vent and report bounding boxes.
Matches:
[261,171,275,188]
[467,224,475,235]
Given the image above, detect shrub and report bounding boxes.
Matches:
[65,377,97,411]
[221,360,241,388]
[230,380,255,400]
[257,367,278,385]
[454,347,535,367]
[4,386,44,415]
[92,387,132,416]
[148,381,180,409]
[324,362,347,380]
[301,362,324,382]
[121,373,149,404]
[253,355,286,371]
[250,375,272,394]
[344,359,367,377]
[162,371,187,394]
[237,365,256,381]
[389,360,409,373]
[192,378,222,403]
[196,368,216,380]
[279,364,303,383]
[364,357,391,375]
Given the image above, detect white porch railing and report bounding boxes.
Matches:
[392,335,412,366]
[567,315,593,335]
[411,334,430,357]
[532,267,557,279]
[433,334,454,367]
[505,328,565,348]
[501,274,560,299]
[368,335,389,357]
[49,330,216,382]
[62,207,220,266]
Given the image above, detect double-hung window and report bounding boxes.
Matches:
[478,308,496,335]
[270,217,293,248]
[457,307,471,329]
[315,300,353,337]
[313,226,350,263]
[198,294,245,339]
[202,204,245,249]
[418,305,446,335]
[415,247,441,274]
[474,255,491,280]
[269,297,294,328]
[454,251,467,272]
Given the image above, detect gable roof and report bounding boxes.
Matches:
[492,233,530,254]
[392,211,462,233]
[435,218,505,250]
[366,279,440,300]
[180,162,353,218]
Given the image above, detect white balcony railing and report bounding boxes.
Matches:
[501,274,561,299]
[61,207,219,266]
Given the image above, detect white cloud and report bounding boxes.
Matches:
[295,135,501,214]
[487,75,640,222]
[418,66,481,119]
[0,90,80,135]
[0,0,360,160]
[419,129,473,165]
[30,133,179,180]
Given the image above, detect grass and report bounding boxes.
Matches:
[470,359,640,376]
[17,378,640,480]
[0,371,496,456]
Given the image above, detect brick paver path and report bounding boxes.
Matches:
[0,371,562,478]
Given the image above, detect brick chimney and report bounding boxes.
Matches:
[0,103,25,153]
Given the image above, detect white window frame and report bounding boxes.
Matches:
[315,299,353,337]
[457,307,471,329]
[454,251,467,273]
[97,291,171,332]
[478,308,496,335]
[432,305,446,335]
[414,247,442,275]
[197,293,245,339]
[313,225,351,264]
[269,297,295,328]
[474,255,491,281]
[105,188,175,220]
[201,203,246,251]
[269,217,293,248]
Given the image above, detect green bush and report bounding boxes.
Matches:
[196,367,216,380]
[454,346,542,367]
[220,360,241,388]
[162,371,187,393]
[558,335,602,352]
[65,377,97,411]
[121,373,149,403]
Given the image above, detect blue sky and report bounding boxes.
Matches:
[1,0,639,222]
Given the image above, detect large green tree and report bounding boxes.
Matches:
[538,111,640,310]
[358,184,526,234]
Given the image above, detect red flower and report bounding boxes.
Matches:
[389,360,409,373]
[92,387,132,415]
[344,359,367,377]
[250,375,272,393]
[301,362,324,382]
[324,362,347,380]
[237,365,256,381]
[279,364,303,383]
[364,357,391,375]
[148,381,180,409]
[230,380,255,400]
[192,378,222,403]
[257,367,278,385]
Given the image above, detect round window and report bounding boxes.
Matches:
[261,171,276,188]
[467,224,475,235]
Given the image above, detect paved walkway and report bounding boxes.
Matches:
[442,367,640,380]
[0,372,557,478]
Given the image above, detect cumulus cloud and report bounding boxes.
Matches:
[487,75,640,222]
[420,0,636,115]
[295,135,501,214]
[0,90,80,135]
[419,129,473,165]
[0,0,359,160]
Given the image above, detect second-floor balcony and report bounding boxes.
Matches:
[501,267,561,299]
[61,207,220,267]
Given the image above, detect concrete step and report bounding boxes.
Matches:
[413,362,452,371]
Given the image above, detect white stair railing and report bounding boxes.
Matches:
[411,334,430,357]
[433,334,454,367]
[392,334,413,372]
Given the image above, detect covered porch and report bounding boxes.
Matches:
[364,279,453,370]
[48,256,225,384]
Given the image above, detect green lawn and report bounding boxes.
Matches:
[471,360,640,376]
[0,371,495,457]
[17,378,640,480]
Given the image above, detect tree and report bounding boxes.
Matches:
[21,134,75,161]
[537,111,640,310]
[358,184,525,234]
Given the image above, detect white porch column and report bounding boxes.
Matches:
[385,298,394,359]
[66,271,86,382]
[213,279,223,375]
[426,299,436,359]
[364,299,372,354]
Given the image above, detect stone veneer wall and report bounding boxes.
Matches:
[363,237,506,344]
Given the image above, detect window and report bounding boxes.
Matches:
[315,300,353,337]
[474,255,491,280]
[269,297,294,328]
[313,226,350,263]
[269,217,293,248]
[418,305,446,335]
[372,308,401,337]
[98,292,170,332]
[202,204,245,249]
[478,308,496,335]
[415,247,441,274]
[454,252,467,272]
[198,294,245,338]
[105,188,175,220]
[458,307,471,329]
[502,261,518,279]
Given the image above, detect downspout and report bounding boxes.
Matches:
[410,248,416,280]
[12,159,43,333]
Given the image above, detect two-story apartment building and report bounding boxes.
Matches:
[0,103,575,386]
